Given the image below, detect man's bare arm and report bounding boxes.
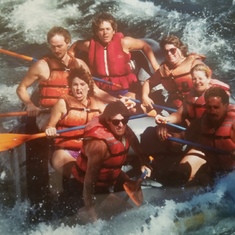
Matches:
[83,139,108,220]
[16,59,49,115]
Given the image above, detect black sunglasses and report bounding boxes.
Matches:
[110,118,128,126]
[163,47,177,55]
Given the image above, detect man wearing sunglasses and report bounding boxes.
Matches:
[72,100,151,222]
[142,34,208,110]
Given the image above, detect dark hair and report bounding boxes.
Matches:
[92,12,117,36]
[99,100,130,124]
[160,35,188,57]
[204,86,229,104]
[47,26,71,44]
[68,67,94,97]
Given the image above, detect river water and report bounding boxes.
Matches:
[0,0,235,234]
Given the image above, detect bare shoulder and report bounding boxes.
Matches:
[75,58,90,72]
[22,59,50,82]
[122,36,146,50]
[75,40,90,51]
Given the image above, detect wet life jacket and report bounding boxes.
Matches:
[72,117,130,188]
[88,32,137,91]
[54,95,102,150]
[159,53,206,108]
[200,104,235,170]
[183,79,230,121]
[39,54,78,108]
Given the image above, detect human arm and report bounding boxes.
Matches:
[68,40,90,57]
[45,99,67,137]
[155,106,183,140]
[16,60,49,116]
[122,36,159,72]
[82,139,108,222]
[155,106,183,124]
[141,79,154,109]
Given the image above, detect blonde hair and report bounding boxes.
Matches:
[191,64,212,78]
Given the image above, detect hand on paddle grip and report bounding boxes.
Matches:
[119,96,136,109]
[45,126,59,138]
[140,156,154,179]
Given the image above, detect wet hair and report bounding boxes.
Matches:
[92,12,117,36]
[68,67,94,97]
[99,100,130,124]
[191,64,212,78]
[47,26,71,44]
[160,35,188,57]
[204,86,229,104]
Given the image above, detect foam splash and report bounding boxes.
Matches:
[5,0,82,44]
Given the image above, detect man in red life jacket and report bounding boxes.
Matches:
[69,12,159,99]
[154,86,235,186]
[71,101,151,222]
[16,27,121,222]
[16,26,120,131]
[143,64,230,185]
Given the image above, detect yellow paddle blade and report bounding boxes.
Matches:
[123,178,144,206]
[0,132,46,152]
[147,109,157,117]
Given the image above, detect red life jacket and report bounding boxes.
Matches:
[72,117,130,188]
[54,95,102,150]
[39,54,78,108]
[200,104,235,170]
[88,32,137,91]
[183,79,230,121]
[159,53,206,108]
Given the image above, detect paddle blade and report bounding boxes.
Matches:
[147,109,157,117]
[123,179,144,206]
[0,132,46,152]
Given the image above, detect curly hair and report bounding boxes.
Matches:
[92,12,117,36]
[160,35,188,57]
[68,67,94,97]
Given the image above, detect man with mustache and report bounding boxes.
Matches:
[155,86,235,186]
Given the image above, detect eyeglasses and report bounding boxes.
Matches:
[163,47,177,55]
[110,118,129,126]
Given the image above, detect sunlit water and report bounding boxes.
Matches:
[1,0,235,234]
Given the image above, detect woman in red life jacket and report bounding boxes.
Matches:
[155,63,230,141]
[142,35,208,111]
[16,26,124,131]
[69,12,159,99]
[45,67,106,182]
[141,64,230,181]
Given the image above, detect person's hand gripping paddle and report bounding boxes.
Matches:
[123,156,154,206]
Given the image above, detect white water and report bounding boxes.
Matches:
[1,0,235,234]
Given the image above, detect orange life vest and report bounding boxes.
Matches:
[88,32,137,91]
[39,54,78,108]
[183,79,230,121]
[54,95,102,150]
[72,117,130,188]
[200,104,235,170]
[159,53,206,107]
